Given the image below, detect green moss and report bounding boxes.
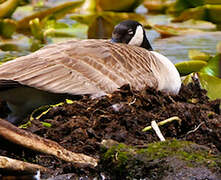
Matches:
[101,139,221,179]
[137,140,221,167]
[103,143,133,172]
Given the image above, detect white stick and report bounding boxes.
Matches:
[151,120,166,141]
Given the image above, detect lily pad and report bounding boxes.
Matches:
[172,6,206,22]
[188,49,210,61]
[172,0,204,14]
[16,0,84,30]
[207,4,221,24]
[77,0,96,13]
[172,5,221,24]
[0,0,20,18]
[175,60,207,76]
[197,72,221,100]
[71,11,147,39]
[200,54,221,77]
[143,0,175,12]
[205,0,221,4]
[153,24,201,37]
[44,18,88,39]
[0,19,17,38]
[97,0,144,12]
[44,24,88,38]
[169,19,216,31]
[70,13,97,25]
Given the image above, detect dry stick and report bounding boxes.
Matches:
[142,116,181,132]
[0,155,48,173]
[151,120,165,141]
[186,122,204,135]
[0,118,98,167]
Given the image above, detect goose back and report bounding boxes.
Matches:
[0,39,164,96]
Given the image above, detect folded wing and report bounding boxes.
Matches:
[0,40,159,95]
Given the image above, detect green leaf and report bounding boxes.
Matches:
[71,11,146,39]
[183,72,221,100]
[172,4,221,24]
[206,4,221,24]
[66,99,74,104]
[175,60,207,76]
[197,72,221,100]
[41,122,52,128]
[17,0,84,30]
[0,19,16,38]
[44,23,88,39]
[29,18,44,41]
[153,24,202,37]
[0,0,19,18]
[169,0,204,15]
[200,54,220,77]
[79,0,96,13]
[87,11,146,39]
[143,0,174,12]
[30,102,64,121]
[172,6,206,22]
[97,0,143,12]
[188,49,210,61]
[29,105,52,121]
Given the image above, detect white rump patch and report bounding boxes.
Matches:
[128,25,143,47]
[34,171,41,180]
[150,51,181,94]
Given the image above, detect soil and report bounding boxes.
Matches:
[0,78,221,179]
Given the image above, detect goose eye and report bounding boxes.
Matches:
[128,30,133,35]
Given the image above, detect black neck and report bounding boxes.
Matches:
[141,31,153,51]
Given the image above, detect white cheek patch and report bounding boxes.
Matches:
[128,25,143,47]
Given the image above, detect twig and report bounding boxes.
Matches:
[0,155,48,173]
[0,118,98,167]
[128,98,136,105]
[186,122,204,135]
[151,120,165,141]
[142,116,181,132]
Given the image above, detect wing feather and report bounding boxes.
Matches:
[0,40,160,95]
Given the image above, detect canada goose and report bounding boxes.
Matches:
[0,20,181,124]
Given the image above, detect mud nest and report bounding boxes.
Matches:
[0,79,220,178]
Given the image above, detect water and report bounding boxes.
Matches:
[153,31,221,63]
[144,13,220,64]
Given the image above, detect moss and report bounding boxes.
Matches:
[102,143,133,173]
[137,140,221,168]
[100,139,221,179]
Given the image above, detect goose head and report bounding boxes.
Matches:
[111,20,153,51]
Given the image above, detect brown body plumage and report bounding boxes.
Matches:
[0,40,162,95]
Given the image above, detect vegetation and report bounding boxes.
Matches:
[101,140,221,179]
[0,0,221,178]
